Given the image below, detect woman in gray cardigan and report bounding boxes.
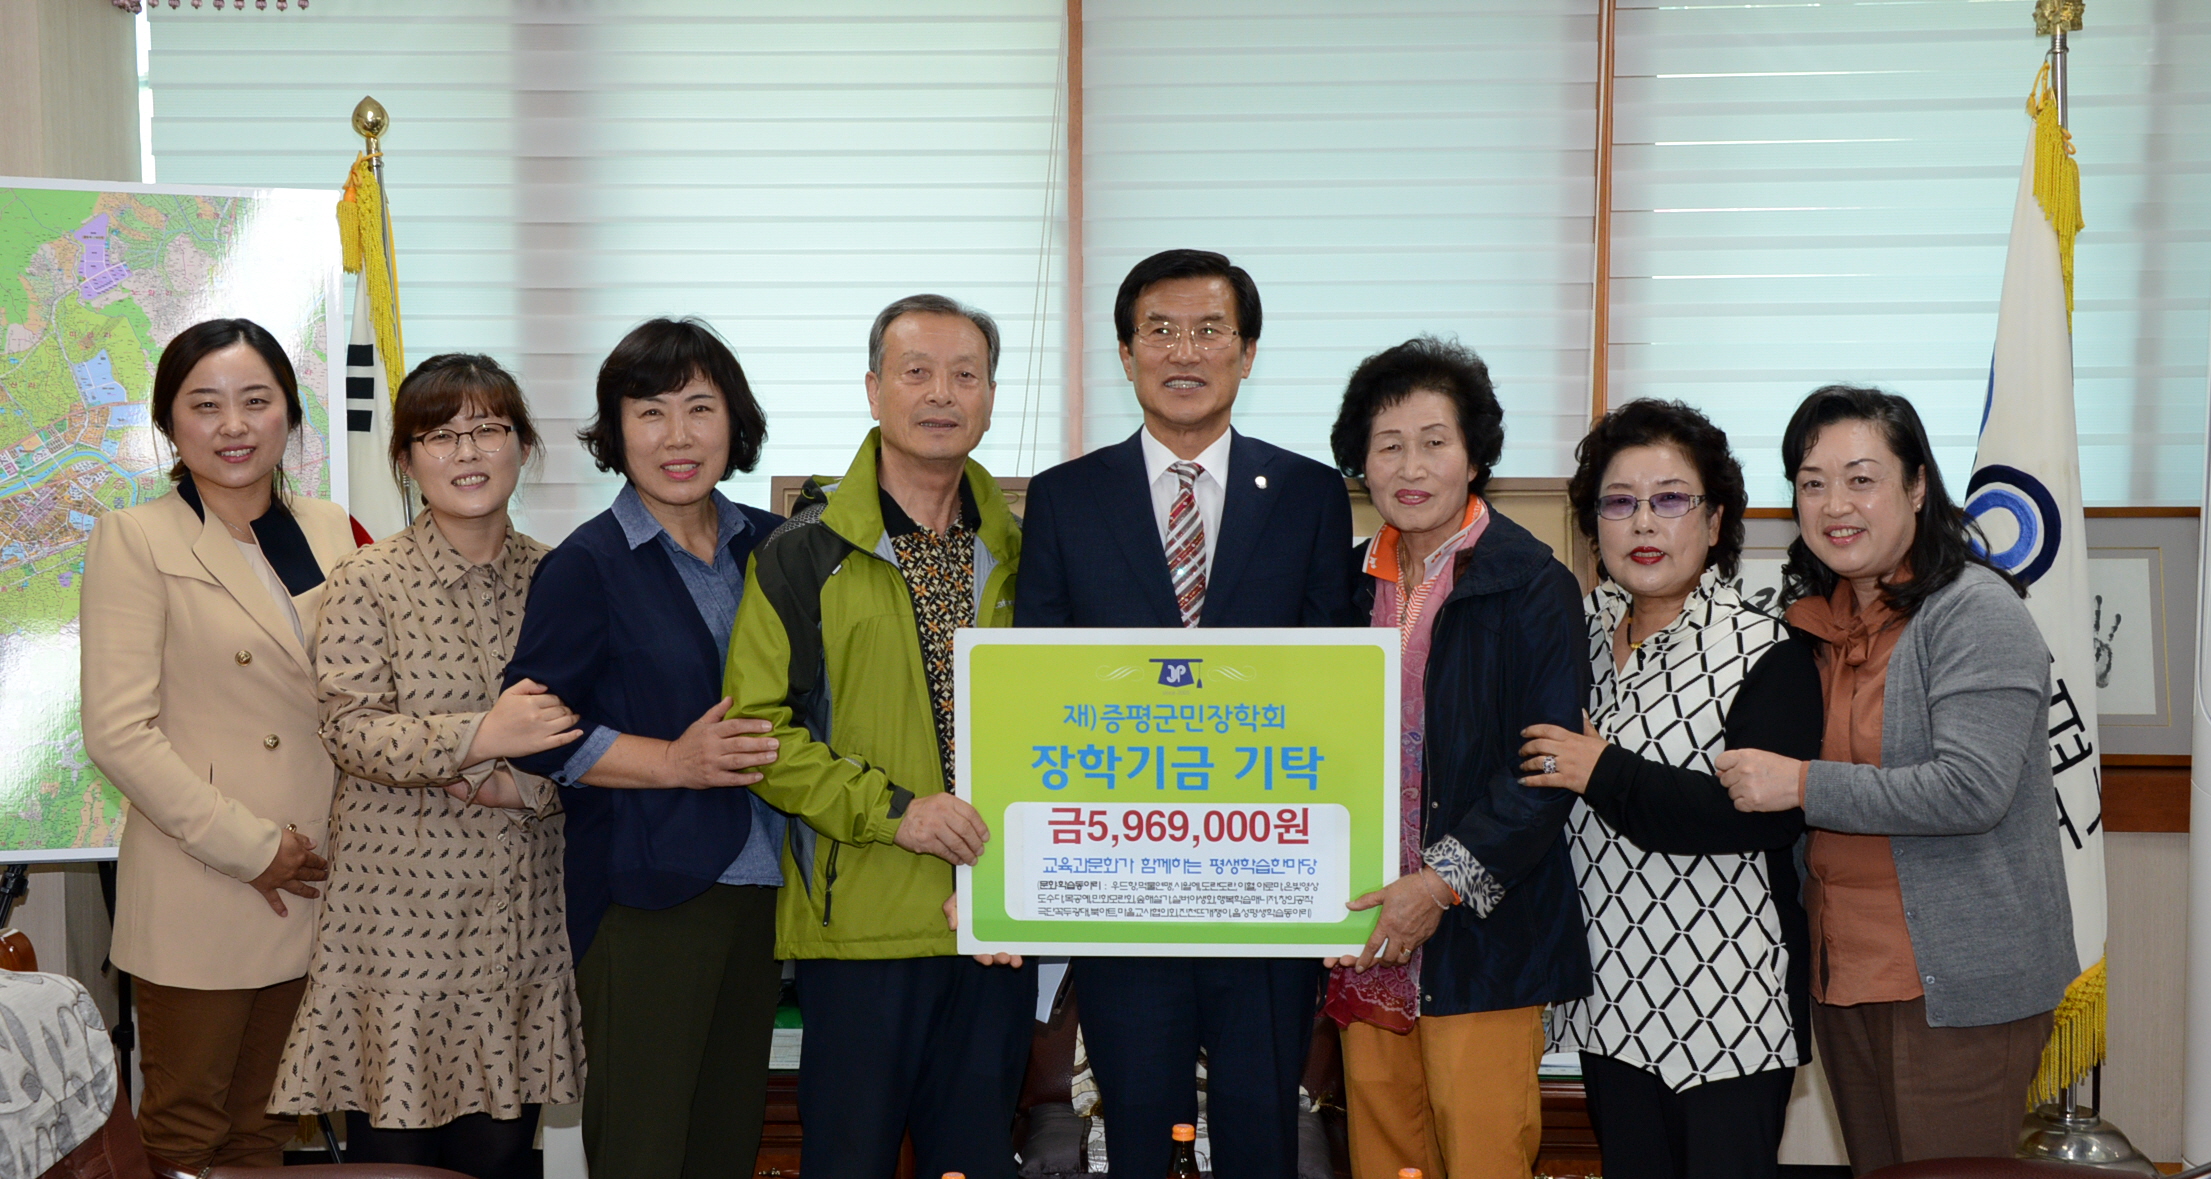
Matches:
[1716,385,2074,1176]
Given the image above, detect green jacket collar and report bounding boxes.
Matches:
[818,428,1020,565]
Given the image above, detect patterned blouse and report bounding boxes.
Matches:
[271,514,583,1127]
[1549,572,1800,1090]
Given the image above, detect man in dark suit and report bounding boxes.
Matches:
[1015,249,1352,1179]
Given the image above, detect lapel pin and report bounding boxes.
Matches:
[1255,475,1268,489]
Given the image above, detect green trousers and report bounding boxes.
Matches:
[578,883,781,1179]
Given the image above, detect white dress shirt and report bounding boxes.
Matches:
[1139,425,1233,570]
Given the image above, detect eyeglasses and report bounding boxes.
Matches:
[413,422,514,459]
[1596,492,1706,521]
[1129,321,1242,352]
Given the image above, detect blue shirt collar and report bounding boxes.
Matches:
[611,481,750,555]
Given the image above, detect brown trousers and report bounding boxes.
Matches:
[1341,1005,1545,1179]
[134,975,309,1170]
[1813,997,2054,1176]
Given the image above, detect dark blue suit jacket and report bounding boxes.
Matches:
[1014,427,1352,1169]
[1014,429,1354,629]
[504,501,783,961]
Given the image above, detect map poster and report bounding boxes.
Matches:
[0,177,343,862]
[955,629,1398,957]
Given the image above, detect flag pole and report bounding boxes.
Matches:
[2043,0,2090,1132]
[2039,0,2085,1120]
[343,95,414,527]
[2002,1,2157,1169]
[350,96,405,368]
[2037,0,2083,126]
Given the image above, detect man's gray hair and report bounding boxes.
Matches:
[867,294,1001,381]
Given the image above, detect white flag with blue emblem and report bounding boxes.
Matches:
[1965,68,2102,1096]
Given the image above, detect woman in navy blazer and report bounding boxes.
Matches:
[1322,338,1592,1179]
[503,318,785,1179]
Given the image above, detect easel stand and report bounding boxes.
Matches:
[0,864,30,968]
[95,860,136,1096]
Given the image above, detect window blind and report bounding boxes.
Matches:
[148,0,1069,541]
[1080,0,1601,477]
[148,1,2205,511]
[1608,0,2211,506]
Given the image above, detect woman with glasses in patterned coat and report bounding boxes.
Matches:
[1519,399,1824,1179]
[271,355,584,1179]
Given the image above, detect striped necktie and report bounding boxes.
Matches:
[1165,460,1208,628]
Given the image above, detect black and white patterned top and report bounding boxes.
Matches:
[1549,571,1820,1090]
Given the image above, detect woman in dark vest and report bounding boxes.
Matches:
[1322,336,1591,1179]
[503,317,784,1179]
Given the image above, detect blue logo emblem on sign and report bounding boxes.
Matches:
[1965,463,2062,586]
[1151,658,1203,687]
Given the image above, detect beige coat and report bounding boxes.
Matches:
[80,488,355,990]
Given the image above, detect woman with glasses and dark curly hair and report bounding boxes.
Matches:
[1519,399,1823,1179]
[271,353,584,1179]
[1322,336,1591,1179]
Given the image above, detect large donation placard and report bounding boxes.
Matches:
[955,629,1398,957]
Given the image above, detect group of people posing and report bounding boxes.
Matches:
[79,247,2078,1179]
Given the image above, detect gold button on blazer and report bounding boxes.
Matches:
[79,489,355,990]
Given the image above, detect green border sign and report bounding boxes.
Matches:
[955,628,1399,957]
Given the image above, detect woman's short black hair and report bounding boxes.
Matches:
[1778,383,2021,614]
[1113,249,1262,347]
[1567,399,1748,580]
[1328,336,1505,497]
[151,317,304,483]
[578,317,767,479]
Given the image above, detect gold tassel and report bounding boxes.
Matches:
[336,165,362,275]
[2030,956,2106,1107]
[334,151,406,398]
[2027,63,2085,330]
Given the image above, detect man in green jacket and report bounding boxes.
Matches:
[725,293,1032,1179]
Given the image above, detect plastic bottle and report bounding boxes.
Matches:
[1167,1123,1200,1178]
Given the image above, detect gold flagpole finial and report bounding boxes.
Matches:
[350,96,389,144]
[2034,0,2084,37]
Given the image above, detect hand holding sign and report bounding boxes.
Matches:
[1323,867,1451,971]
[896,792,991,865]
[943,894,1023,968]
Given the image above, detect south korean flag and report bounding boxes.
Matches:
[345,275,409,541]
